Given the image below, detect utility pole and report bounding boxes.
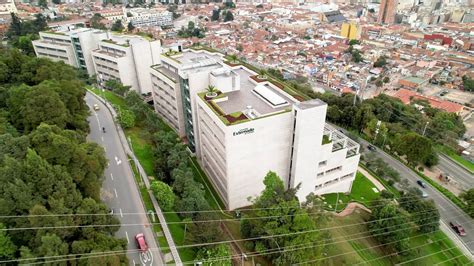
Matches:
[422,121,429,136]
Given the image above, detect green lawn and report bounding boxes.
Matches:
[87,86,127,110]
[437,145,474,172]
[126,127,155,176]
[322,172,380,212]
[327,211,471,265]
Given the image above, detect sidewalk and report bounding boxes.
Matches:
[358,166,386,192]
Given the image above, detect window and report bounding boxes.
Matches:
[317,172,324,177]
[325,166,342,175]
[318,160,327,167]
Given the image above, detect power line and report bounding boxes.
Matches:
[172,208,458,251]
[3,210,461,265]
[184,214,468,265]
[0,208,454,264]
[0,202,440,232]
[434,254,474,266]
[0,193,428,219]
[398,243,474,265]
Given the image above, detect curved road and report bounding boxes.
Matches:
[86,92,163,266]
[335,126,474,258]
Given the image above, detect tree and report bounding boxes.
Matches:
[374,56,387,68]
[117,108,135,128]
[462,75,474,92]
[38,0,47,8]
[151,181,175,211]
[399,191,439,232]
[351,49,363,63]
[52,0,61,4]
[0,224,16,260]
[228,54,238,63]
[195,244,231,266]
[348,39,360,45]
[90,14,106,30]
[111,20,124,32]
[223,10,234,22]
[105,79,130,96]
[211,9,220,21]
[383,76,390,83]
[240,172,328,264]
[460,189,474,218]
[368,200,411,253]
[395,132,436,167]
[127,22,135,31]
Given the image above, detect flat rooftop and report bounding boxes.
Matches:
[216,67,298,116]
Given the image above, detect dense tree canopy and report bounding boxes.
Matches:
[240,172,329,264]
[0,48,126,263]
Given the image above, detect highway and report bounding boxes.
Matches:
[437,154,474,189]
[85,92,163,266]
[336,126,474,257]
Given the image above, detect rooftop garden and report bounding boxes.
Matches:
[102,39,129,47]
[197,85,250,126]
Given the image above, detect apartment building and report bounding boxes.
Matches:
[91,34,161,94]
[151,48,360,210]
[32,28,107,75]
[126,8,173,28]
[0,0,17,15]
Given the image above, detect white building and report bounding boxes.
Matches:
[126,8,173,28]
[151,48,360,210]
[32,28,107,76]
[92,34,161,94]
[32,28,162,94]
[0,0,16,15]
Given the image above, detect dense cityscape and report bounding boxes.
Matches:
[0,0,473,265]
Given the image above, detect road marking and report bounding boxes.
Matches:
[438,204,446,211]
[110,173,114,180]
[125,231,130,244]
[101,136,104,142]
[114,188,118,198]
[119,208,123,218]
[132,259,136,265]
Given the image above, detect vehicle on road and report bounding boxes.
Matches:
[135,233,148,252]
[102,127,106,133]
[417,180,427,188]
[367,145,377,151]
[421,190,428,198]
[93,104,100,110]
[449,222,467,236]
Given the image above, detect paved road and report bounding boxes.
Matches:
[336,126,474,257]
[86,93,163,266]
[437,154,474,189]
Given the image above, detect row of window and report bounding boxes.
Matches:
[94,56,118,66]
[153,81,176,101]
[317,165,342,177]
[202,153,228,205]
[42,37,71,44]
[95,63,119,74]
[36,45,68,54]
[315,172,354,190]
[37,52,68,61]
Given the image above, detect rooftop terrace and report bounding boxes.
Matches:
[216,67,297,116]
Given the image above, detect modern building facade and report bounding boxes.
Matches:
[32,28,107,76]
[0,0,17,15]
[151,48,360,210]
[32,28,161,94]
[92,34,161,94]
[378,0,397,24]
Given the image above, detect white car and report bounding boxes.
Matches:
[93,104,100,111]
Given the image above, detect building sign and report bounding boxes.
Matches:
[233,128,255,136]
